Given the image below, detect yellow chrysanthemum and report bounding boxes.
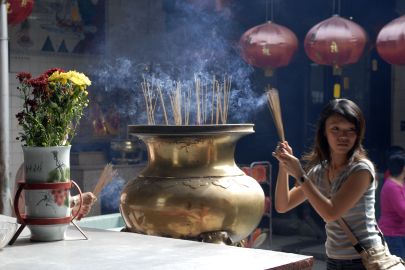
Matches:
[65,71,92,87]
[48,71,68,84]
[48,70,91,87]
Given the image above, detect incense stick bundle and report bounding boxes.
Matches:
[93,163,117,197]
[184,87,191,125]
[203,83,208,124]
[157,84,169,125]
[169,82,183,125]
[215,80,220,124]
[141,76,157,125]
[195,75,201,125]
[211,75,215,124]
[140,74,232,126]
[266,88,285,142]
[220,75,231,124]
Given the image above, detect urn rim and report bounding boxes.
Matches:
[128,124,255,135]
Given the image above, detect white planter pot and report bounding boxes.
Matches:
[22,146,71,241]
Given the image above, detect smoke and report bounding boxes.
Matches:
[89,0,266,125]
[100,176,126,214]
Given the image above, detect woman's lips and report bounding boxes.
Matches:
[337,143,349,147]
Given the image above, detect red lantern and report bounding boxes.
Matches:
[304,15,367,68]
[376,15,405,65]
[7,0,34,25]
[239,21,298,76]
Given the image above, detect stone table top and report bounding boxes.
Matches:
[0,215,313,270]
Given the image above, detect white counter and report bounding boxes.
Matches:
[0,215,313,270]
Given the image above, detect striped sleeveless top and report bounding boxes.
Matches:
[308,159,381,259]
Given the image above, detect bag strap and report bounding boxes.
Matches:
[337,218,367,254]
[325,169,384,254]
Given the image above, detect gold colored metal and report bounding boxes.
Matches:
[200,231,232,245]
[120,124,265,243]
[264,67,274,77]
[330,41,339,53]
[262,46,270,56]
[343,77,350,90]
[332,65,342,75]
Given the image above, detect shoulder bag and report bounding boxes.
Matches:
[338,218,405,270]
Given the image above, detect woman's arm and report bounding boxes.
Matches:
[274,165,306,213]
[274,143,372,222]
[299,170,371,222]
[273,142,306,213]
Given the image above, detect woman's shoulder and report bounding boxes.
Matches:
[350,158,375,170]
[348,158,376,178]
[308,162,324,174]
[307,162,325,183]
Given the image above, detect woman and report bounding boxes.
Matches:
[273,99,380,270]
[378,153,405,259]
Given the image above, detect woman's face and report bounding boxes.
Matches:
[324,114,357,156]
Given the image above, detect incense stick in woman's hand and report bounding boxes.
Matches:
[266,87,285,142]
[93,163,117,197]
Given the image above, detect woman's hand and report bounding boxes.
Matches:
[276,141,293,155]
[272,141,304,179]
[71,192,97,221]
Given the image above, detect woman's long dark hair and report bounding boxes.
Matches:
[302,99,368,171]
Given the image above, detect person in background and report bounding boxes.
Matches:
[378,153,405,259]
[71,191,97,220]
[383,146,405,180]
[273,99,381,270]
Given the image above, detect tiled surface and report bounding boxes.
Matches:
[312,259,326,270]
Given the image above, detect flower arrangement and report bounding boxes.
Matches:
[16,68,91,147]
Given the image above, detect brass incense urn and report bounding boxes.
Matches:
[120,124,265,244]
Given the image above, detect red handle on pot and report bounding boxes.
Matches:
[14,180,83,225]
[70,181,83,221]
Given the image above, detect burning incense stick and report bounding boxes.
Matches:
[220,75,231,124]
[203,83,208,124]
[266,87,285,142]
[195,75,201,125]
[211,75,215,124]
[141,76,158,125]
[169,81,183,125]
[215,80,220,124]
[93,163,117,197]
[157,84,169,125]
[183,87,191,125]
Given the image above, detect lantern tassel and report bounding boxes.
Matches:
[264,67,273,77]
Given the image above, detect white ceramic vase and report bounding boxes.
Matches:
[23,146,71,241]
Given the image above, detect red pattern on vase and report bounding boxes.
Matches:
[51,189,69,207]
[376,15,405,65]
[7,0,34,25]
[239,21,298,75]
[304,15,367,68]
